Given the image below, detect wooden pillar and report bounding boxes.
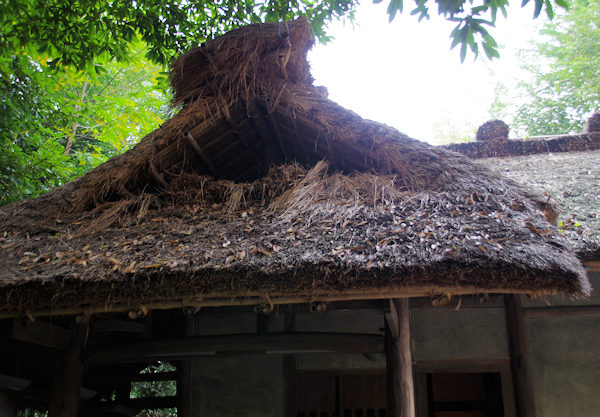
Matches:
[0,390,17,417]
[505,295,537,417]
[283,310,297,417]
[385,298,415,417]
[177,313,195,417]
[47,315,90,417]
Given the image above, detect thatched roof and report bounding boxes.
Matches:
[482,149,600,261]
[444,132,600,159]
[0,19,590,317]
[442,133,600,261]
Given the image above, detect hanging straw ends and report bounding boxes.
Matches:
[169,18,315,106]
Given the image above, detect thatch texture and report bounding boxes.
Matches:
[0,19,590,317]
[484,150,600,261]
[444,132,600,159]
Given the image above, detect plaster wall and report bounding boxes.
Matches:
[410,307,509,360]
[188,309,285,417]
[187,308,385,416]
[526,272,600,417]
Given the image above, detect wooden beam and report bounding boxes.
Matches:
[585,260,600,271]
[505,295,537,417]
[0,391,17,417]
[409,294,505,309]
[183,131,218,176]
[11,319,71,350]
[524,305,600,318]
[91,320,145,334]
[47,316,90,417]
[386,299,416,417]
[0,374,31,391]
[87,332,384,364]
[88,371,177,385]
[0,286,557,319]
[102,396,177,410]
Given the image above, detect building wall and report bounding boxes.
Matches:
[186,273,599,417]
[411,306,509,361]
[525,272,600,417]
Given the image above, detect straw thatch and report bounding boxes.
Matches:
[481,150,600,261]
[476,120,509,143]
[444,132,600,159]
[0,18,590,317]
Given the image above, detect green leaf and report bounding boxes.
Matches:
[460,41,467,63]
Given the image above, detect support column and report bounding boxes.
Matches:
[385,298,415,417]
[177,313,195,417]
[47,315,90,417]
[505,295,537,417]
[0,391,17,417]
[283,310,297,417]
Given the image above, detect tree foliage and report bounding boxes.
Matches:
[496,0,599,135]
[0,0,571,69]
[0,0,577,205]
[0,43,169,205]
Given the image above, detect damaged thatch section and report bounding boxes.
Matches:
[0,19,591,317]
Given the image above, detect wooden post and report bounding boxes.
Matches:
[47,315,90,417]
[505,295,537,417]
[177,313,195,417]
[283,310,297,417]
[385,298,416,417]
[0,390,17,417]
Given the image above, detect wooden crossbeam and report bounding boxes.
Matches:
[524,305,600,318]
[86,332,384,364]
[11,319,71,350]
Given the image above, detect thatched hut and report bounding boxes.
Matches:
[0,18,593,417]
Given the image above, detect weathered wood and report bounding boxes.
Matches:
[184,131,217,175]
[177,313,195,417]
[283,312,296,417]
[505,295,537,417]
[89,371,177,385]
[47,316,90,417]
[413,360,517,417]
[585,260,600,271]
[409,294,505,309]
[11,319,71,350]
[524,305,600,318]
[103,396,177,410]
[0,374,31,391]
[414,359,511,373]
[386,299,416,417]
[0,391,17,417]
[0,287,555,320]
[87,332,384,364]
[91,319,145,334]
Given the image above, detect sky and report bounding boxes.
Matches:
[308,2,549,144]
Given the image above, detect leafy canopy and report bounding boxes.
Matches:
[0,43,169,205]
[0,0,571,68]
[492,0,599,135]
